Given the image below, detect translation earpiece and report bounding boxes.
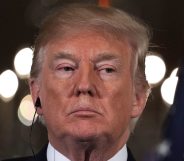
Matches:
[35,97,41,108]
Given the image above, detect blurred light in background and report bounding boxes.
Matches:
[170,68,178,77]
[0,45,178,126]
[156,140,171,158]
[0,70,19,102]
[145,54,166,85]
[161,68,178,105]
[14,47,33,79]
[18,95,38,126]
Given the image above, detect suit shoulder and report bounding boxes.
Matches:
[2,144,48,161]
[1,156,34,161]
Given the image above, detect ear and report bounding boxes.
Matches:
[131,90,148,118]
[29,78,43,115]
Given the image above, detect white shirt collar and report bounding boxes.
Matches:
[47,142,127,161]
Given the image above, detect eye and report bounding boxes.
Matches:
[56,65,75,72]
[62,66,74,72]
[103,68,115,73]
[98,65,116,75]
[55,63,76,78]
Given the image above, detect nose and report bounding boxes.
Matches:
[74,65,98,97]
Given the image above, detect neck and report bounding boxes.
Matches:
[49,130,130,161]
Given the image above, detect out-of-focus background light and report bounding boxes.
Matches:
[161,68,178,105]
[0,1,184,160]
[0,70,19,102]
[145,54,166,85]
[18,94,38,126]
[14,47,33,79]
[156,140,171,158]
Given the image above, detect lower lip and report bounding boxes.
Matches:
[71,110,98,117]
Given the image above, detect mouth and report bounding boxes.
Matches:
[68,107,102,118]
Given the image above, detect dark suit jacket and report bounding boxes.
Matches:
[2,145,136,161]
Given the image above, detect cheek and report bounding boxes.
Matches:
[105,77,133,107]
[103,78,134,127]
[39,78,70,134]
[108,89,133,119]
[106,93,133,137]
[39,73,69,116]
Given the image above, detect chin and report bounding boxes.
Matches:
[68,119,106,140]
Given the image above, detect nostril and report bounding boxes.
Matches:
[76,91,81,96]
[88,90,93,96]
[75,89,94,97]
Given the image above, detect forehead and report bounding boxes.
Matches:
[43,30,133,61]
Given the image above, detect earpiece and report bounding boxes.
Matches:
[31,97,41,159]
[35,97,41,108]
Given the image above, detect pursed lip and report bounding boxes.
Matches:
[67,107,102,117]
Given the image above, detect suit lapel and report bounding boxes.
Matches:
[33,144,47,161]
[127,148,136,161]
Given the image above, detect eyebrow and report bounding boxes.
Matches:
[93,53,121,64]
[53,52,79,63]
[52,52,121,67]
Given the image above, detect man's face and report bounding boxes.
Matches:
[32,31,144,146]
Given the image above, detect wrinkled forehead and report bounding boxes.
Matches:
[44,29,131,55]
[38,28,137,74]
[36,16,139,63]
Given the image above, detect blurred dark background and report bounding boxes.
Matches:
[0,0,184,161]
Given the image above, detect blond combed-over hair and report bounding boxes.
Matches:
[30,3,151,96]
